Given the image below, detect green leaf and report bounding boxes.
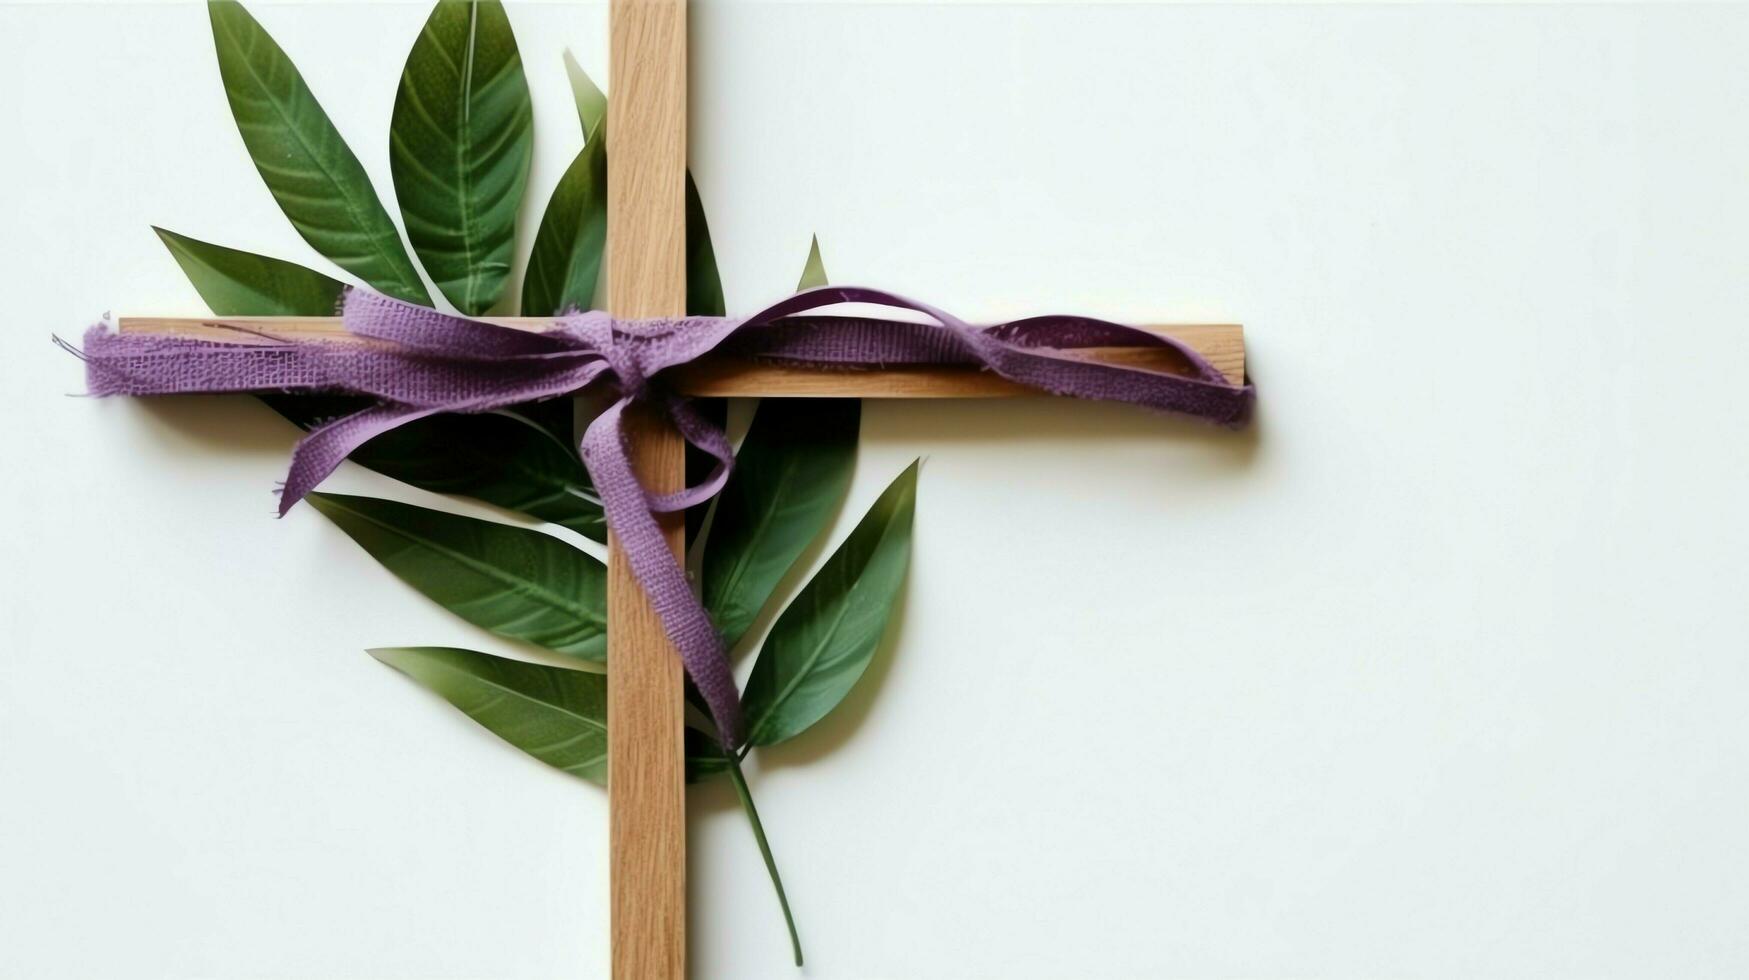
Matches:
[207,0,429,304]
[563,50,606,136]
[703,399,860,651]
[153,227,345,315]
[686,173,726,317]
[309,492,608,660]
[156,227,342,318]
[265,397,604,539]
[371,646,609,784]
[521,127,606,315]
[522,55,609,315]
[538,60,721,318]
[390,0,533,314]
[370,647,740,787]
[797,235,828,291]
[741,460,918,746]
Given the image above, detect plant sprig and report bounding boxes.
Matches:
[159,3,918,967]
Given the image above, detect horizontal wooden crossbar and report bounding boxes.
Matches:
[117,317,1246,395]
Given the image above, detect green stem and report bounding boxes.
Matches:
[725,752,804,967]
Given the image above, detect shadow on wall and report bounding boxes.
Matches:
[862,385,1265,491]
[106,393,302,463]
[113,370,1269,493]
[116,366,1265,792]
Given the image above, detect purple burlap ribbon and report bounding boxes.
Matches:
[72,285,1253,748]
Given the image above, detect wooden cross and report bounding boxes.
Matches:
[118,0,1244,975]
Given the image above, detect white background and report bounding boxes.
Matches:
[3,1,1748,977]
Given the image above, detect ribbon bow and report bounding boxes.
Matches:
[75,285,1253,748]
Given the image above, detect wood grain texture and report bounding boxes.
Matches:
[606,0,688,977]
[607,406,687,980]
[115,318,1247,390]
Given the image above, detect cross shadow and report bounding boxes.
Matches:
[744,366,1269,770]
[117,369,1269,790]
[114,393,300,460]
[866,393,1263,480]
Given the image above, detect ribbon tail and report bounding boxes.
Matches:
[280,403,439,516]
[580,398,742,748]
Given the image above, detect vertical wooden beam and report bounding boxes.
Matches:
[607,1,688,978]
